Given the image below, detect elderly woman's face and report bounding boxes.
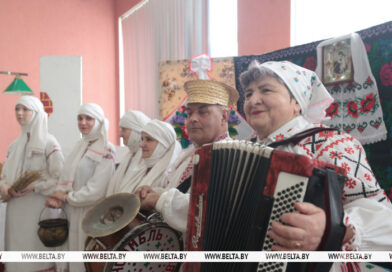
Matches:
[140,132,159,158]
[244,77,301,138]
[120,127,132,145]
[78,114,95,135]
[15,104,33,126]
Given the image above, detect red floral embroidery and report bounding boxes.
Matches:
[364,173,372,181]
[329,151,343,160]
[275,134,284,141]
[345,178,356,189]
[319,130,335,139]
[380,62,392,86]
[341,162,351,172]
[354,144,361,151]
[360,93,375,113]
[346,100,359,118]
[344,147,354,155]
[326,102,339,118]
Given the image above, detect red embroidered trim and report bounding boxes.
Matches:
[46,148,60,160]
[58,180,73,186]
[178,161,193,185]
[88,148,104,156]
[214,132,229,142]
[317,135,355,158]
[296,143,313,157]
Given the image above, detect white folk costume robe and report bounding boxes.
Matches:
[0,96,64,272]
[156,132,232,233]
[106,110,150,196]
[56,103,115,272]
[118,120,181,194]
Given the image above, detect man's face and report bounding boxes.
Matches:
[185,103,227,146]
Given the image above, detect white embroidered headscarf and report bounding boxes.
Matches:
[254,60,334,123]
[120,119,181,193]
[58,103,109,191]
[119,110,151,154]
[106,110,150,195]
[2,96,48,184]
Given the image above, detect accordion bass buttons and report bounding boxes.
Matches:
[193,154,200,165]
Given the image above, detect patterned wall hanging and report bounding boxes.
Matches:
[159,57,237,120]
[316,33,387,145]
[40,91,53,116]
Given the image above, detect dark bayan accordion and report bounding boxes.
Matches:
[185,140,347,272]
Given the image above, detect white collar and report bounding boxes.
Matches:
[257,116,313,145]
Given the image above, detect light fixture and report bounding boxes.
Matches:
[0,71,34,95]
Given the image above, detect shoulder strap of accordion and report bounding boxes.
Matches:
[268,127,339,148]
[176,176,192,193]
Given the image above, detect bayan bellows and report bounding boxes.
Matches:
[185,140,347,272]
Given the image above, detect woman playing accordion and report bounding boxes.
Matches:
[239,60,392,271]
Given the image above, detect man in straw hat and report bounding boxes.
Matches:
[135,78,239,233]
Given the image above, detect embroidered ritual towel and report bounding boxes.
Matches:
[316,33,387,145]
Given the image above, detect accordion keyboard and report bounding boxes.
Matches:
[258,172,309,272]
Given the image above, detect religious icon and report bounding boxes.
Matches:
[322,38,353,85]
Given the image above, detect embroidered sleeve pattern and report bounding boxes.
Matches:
[34,139,65,195]
[103,146,116,163]
[298,129,388,205]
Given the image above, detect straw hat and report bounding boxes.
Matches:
[184,80,239,107]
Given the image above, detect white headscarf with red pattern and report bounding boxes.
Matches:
[260,61,333,123]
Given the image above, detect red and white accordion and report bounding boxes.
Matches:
[185,140,347,272]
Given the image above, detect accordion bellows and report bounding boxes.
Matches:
[186,140,347,272]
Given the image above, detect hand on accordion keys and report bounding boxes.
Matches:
[268,202,326,251]
[134,185,161,211]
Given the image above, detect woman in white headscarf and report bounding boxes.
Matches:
[0,95,64,272]
[240,60,392,271]
[47,103,115,272]
[123,119,181,193]
[106,110,150,196]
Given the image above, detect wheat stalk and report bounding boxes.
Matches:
[9,170,42,193]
